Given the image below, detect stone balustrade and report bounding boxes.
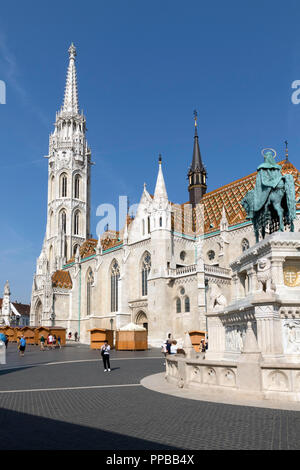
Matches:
[167,264,197,278]
[166,354,300,402]
[204,264,231,278]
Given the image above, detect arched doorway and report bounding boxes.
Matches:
[135,311,148,330]
[35,299,43,326]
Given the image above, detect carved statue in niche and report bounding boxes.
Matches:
[284,320,300,353]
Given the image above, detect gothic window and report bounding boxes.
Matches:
[111,260,120,312]
[180,251,186,262]
[141,252,151,296]
[176,298,181,313]
[74,210,80,235]
[184,296,190,313]
[60,210,67,233]
[60,173,67,197]
[74,174,80,199]
[207,250,215,261]
[148,216,151,233]
[242,238,250,252]
[86,269,94,316]
[64,240,68,259]
[159,216,162,227]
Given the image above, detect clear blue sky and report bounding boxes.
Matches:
[0,0,299,303]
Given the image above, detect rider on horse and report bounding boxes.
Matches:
[242,149,296,243]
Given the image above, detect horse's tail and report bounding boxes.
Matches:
[284,174,297,222]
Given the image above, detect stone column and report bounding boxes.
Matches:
[254,303,284,360]
[233,274,239,302]
[270,257,285,287]
[205,314,225,360]
[247,267,256,295]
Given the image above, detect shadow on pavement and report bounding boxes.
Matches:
[0,407,179,450]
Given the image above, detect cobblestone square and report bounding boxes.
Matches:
[0,344,300,450]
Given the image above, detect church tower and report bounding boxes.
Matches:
[188,111,207,206]
[31,44,91,326]
[45,43,91,270]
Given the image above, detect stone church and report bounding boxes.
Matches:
[30,45,300,346]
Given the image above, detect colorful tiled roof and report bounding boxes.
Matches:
[201,160,300,234]
[52,270,73,289]
[79,238,98,259]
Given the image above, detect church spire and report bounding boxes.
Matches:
[188,111,207,206]
[154,154,168,202]
[62,43,79,115]
[191,110,204,172]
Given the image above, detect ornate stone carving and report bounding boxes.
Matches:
[283,320,300,353]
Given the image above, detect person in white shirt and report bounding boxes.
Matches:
[101,341,111,371]
[170,340,178,354]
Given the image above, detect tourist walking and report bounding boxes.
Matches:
[68,332,72,340]
[48,334,54,350]
[74,331,78,342]
[53,335,57,348]
[18,335,26,357]
[101,340,111,372]
[40,335,45,351]
[57,336,61,349]
[161,339,169,365]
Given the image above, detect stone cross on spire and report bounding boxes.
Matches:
[62,43,79,114]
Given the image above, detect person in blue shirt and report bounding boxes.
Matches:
[18,335,26,357]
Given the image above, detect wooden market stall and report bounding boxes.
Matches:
[116,323,147,351]
[34,327,51,345]
[21,326,36,345]
[89,328,114,350]
[5,326,17,342]
[49,327,66,346]
[189,330,206,352]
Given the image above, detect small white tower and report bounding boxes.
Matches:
[2,281,11,325]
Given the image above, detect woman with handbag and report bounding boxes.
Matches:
[101,340,111,372]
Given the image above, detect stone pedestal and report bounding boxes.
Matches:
[0,340,6,364]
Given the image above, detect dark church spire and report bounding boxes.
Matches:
[188,110,207,206]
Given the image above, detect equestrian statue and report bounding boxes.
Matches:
[242,149,296,243]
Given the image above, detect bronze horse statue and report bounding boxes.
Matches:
[242,150,296,243]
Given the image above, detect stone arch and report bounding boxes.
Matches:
[58,208,67,233]
[59,172,68,197]
[267,370,289,391]
[73,208,81,235]
[203,367,217,385]
[34,298,43,326]
[73,173,81,199]
[135,310,148,330]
